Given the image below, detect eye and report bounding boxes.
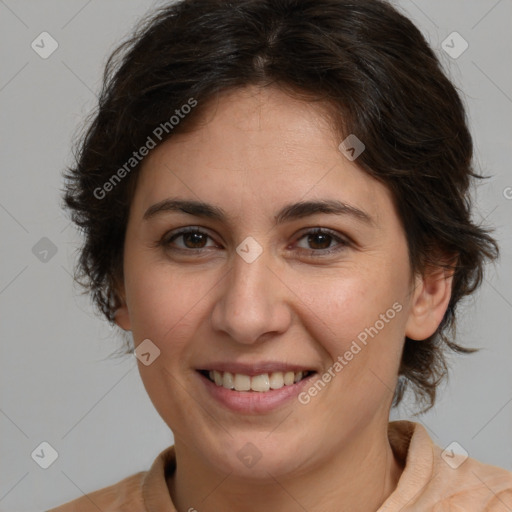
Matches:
[157,226,350,257]
[160,227,218,251]
[294,228,349,256]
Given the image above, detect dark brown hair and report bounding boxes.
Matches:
[63,0,499,412]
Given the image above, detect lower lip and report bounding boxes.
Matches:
[197,371,317,414]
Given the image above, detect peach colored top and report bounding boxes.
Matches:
[47,420,512,511]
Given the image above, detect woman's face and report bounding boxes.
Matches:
[116,85,438,478]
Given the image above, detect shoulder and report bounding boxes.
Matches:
[428,440,512,510]
[383,421,512,511]
[46,471,147,512]
[46,445,177,512]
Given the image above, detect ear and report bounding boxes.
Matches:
[113,281,132,331]
[405,263,455,341]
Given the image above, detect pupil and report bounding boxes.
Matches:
[185,232,205,248]
[309,233,330,250]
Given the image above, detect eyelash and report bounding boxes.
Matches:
[158,226,350,257]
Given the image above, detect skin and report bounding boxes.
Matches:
[115,85,454,511]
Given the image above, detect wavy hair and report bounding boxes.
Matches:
[62,0,499,412]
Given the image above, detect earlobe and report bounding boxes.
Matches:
[405,266,454,341]
[114,304,132,331]
[113,283,132,331]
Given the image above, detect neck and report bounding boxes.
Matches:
[167,422,404,512]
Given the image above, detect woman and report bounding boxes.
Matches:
[49,0,512,510]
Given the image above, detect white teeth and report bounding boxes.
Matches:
[269,372,284,389]
[206,370,310,391]
[233,373,251,391]
[222,371,234,389]
[213,370,223,386]
[251,374,270,392]
[284,371,295,386]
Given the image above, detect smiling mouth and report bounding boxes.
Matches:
[198,369,316,392]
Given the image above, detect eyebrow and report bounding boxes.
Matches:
[143,198,374,226]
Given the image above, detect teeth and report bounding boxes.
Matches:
[207,370,310,392]
[222,371,234,389]
[251,374,270,392]
[234,373,251,391]
[284,371,295,386]
[269,372,284,389]
[213,370,223,386]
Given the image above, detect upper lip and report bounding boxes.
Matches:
[197,362,317,376]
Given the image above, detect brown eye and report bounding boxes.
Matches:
[295,228,349,255]
[161,228,217,251]
[179,231,208,249]
[306,232,333,250]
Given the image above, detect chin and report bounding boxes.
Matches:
[207,433,308,479]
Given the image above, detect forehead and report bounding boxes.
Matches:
[130,86,395,228]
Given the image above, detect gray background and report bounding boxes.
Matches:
[0,1,511,510]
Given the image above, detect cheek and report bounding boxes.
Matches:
[125,260,215,355]
[124,264,213,420]
[302,269,404,348]
[293,263,408,407]
[298,276,406,413]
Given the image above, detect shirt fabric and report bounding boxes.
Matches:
[47,420,512,511]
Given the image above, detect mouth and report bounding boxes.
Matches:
[197,369,316,392]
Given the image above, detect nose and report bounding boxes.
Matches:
[210,245,292,345]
